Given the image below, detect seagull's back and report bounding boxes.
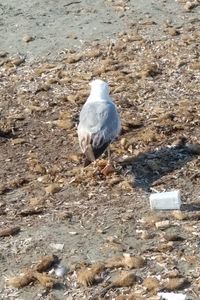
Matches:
[78,80,120,164]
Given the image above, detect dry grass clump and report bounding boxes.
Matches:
[7,255,59,289]
[77,263,105,287]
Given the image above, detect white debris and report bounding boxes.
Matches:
[155,220,170,229]
[69,231,78,235]
[150,190,181,210]
[54,264,68,277]
[158,292,188,300]
[49,243,64,251]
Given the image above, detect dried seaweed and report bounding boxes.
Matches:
[35,255,59,272]
[7,272,34,288]
[0,226,20,237]
[77,263,105,287]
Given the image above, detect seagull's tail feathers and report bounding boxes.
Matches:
[83,144,95,167]
[84,158,92,167]
[83,142,110,167]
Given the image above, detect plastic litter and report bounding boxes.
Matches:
[158,292,188,300]
[150,190,181,210]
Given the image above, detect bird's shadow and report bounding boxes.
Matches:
[119,145,196,192]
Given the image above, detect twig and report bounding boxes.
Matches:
[64,1,81,7]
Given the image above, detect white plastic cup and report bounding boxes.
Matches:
[158,292,187,300]
[150,190,181,210]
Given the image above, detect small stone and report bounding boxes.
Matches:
[167,269,180,278]
[155,220,170,229]
[97,228,106,234]
[184,1,196,11]
[106,236,120,243]
[33,164,46,174]
[29,197,45,207]
[190,62,200,70]
[157,242,174,252]
[140,230,153,240]
[54,119,73,130]
[69,231,78,235]
[22,35,35,43]
[45,183,61,194]
[0,51,7,57]
[186,143,200,155]
[167,27,180,36]
[11,138,26,145]
[0,226,20,237]
[12,57,25,66]
[163,232,184,242]
[50,243,64,251]
[141,214,161,225]
[37,175,50,183]
[172,211,187,220]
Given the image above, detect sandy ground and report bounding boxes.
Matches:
[0,0,199,60]
[0,0,200,300]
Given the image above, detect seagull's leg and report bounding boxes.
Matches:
[107,147,112,164]
[101,146,114,176]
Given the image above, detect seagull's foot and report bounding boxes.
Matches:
[92,162,99,175]
[101,161,115,176]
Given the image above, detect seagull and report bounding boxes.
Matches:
[78,79,121,175]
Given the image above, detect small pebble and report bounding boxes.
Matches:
[69,231,78,235]
[186,143,200,154]
[0,51,7,57]
[50,243,64,251]
[12,57,25,66]
[22,35,35,43]
[45,183,61,194]
[184,1,196,11]
[155,220,170,229]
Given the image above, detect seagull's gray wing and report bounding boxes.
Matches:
[78,100,120,160]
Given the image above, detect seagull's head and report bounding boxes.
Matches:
[89,79,110,98]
